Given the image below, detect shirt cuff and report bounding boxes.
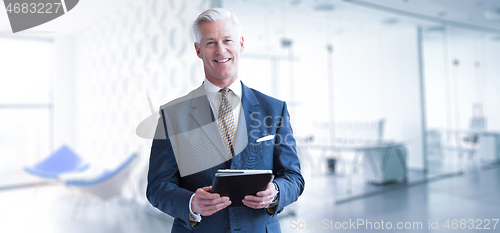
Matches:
[189,194,202,223]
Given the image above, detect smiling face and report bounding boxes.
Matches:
[194,18,244,88]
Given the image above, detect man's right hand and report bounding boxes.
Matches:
[191,186,231,216]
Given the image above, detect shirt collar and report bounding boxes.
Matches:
[204,77,242,102]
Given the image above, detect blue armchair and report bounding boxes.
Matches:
[24,145,90,179]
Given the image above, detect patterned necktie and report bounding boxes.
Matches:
[218,88,236,158]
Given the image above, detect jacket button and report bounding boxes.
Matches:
[226,228,231,233]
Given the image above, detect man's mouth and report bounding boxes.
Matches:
[215,58,231,63]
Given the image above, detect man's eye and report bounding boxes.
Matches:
[207,41,214,45]
[225,39,232,42]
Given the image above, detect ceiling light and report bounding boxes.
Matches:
[425,26,445,32]
[314,3,335,11]
[312,0,335,11]
[381,18,399,25]
[437,11,447,17]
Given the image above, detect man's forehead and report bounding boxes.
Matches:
[204,35,234,41]
[199,20,238,39]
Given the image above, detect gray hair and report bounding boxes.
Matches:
[192,8,242,43]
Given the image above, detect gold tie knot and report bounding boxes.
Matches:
[220,88,230,97]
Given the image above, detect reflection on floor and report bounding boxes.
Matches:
[0,172,54,191]
[0,184,174,233]
[281,164,500,232]
[301,147,493,203]
[0,164,498,233]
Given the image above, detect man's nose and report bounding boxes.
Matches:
[215,43,227,53]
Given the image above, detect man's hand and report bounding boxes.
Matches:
[242,182,277,209]
[191,186,231,216]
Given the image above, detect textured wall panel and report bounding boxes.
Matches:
[75,0,209,206]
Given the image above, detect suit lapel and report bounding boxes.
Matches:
[231,82,260,169]
[241,81,260,139]
[189,85,230,161]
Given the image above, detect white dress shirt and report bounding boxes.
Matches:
[203,77,242,133]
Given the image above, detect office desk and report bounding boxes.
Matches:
[307,142,407,193]
[477,132,500,163]
[436,129,500,163]
[359,143,407,185]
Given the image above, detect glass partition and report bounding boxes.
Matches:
[422,26,500,176]
[223,0,427,206]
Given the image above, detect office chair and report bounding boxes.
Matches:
[462,104,486,158]
[24,145,90,179]
[64,153,138,217]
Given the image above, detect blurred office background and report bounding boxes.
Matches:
[1,0,499,232]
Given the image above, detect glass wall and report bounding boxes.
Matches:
[422,26,500,176]
[223,0,500,207]
[223,0,426,204]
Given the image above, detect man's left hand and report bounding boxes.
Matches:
[242,182,277,209]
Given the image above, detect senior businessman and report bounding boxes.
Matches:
[146,8,304,233]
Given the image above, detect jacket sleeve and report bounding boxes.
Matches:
[146,108,199,230]
[269,102,305,216]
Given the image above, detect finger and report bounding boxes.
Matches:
[243,195,261,202]
[256,183,274,196]
[244,195,273,202]
[242,199,258,209]
[256,189,272,197]
[200,199,231,216]
[242,199,269,209]
[200,203,222,213]
[242,197,269,205]
[204,205,227,217]
[196,188,220,200]
[243,197,272,206]
[198,196,230,206]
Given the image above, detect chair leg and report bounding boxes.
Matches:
[30,182,41,203]
[125,179,144,219]
[71,194,84,219]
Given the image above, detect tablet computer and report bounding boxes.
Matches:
[211,170,274,207]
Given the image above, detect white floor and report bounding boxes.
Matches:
[1,162,498,233]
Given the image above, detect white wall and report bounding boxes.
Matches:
[54,35,77,150]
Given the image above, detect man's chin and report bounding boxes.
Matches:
[207,75,237,84]
[212,72,236,79]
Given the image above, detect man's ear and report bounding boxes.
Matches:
[240,36,245,53]
[194,42,202,59]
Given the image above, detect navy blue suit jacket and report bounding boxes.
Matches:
[147,82,304,233]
